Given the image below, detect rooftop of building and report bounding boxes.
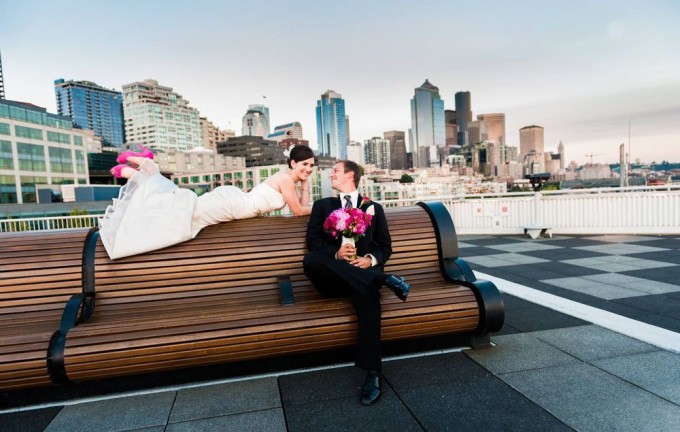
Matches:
[1,233,678,431]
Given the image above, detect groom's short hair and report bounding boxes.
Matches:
[340,160,363,187]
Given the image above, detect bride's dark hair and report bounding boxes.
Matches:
[288,145,315,168]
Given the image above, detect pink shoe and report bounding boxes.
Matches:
[110,164,131,178]
[116,145,154,163]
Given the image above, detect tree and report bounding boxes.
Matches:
[399,174,415,184]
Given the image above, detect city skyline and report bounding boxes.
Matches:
[1,0,678,165]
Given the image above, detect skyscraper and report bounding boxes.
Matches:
[520,125,545,173]
[410,80,445,167]
[384,130,407,170]
[477,113,505,145]
[346,141,364,165]
[242,104,270,137]
[467,119,488,144]
[54,79,125,148]
[316,90,347,159]
[444,110,457,146]
[364,137,390,169]
[0,49,5,100]
[455,91,472,146]
[122,79,202,151]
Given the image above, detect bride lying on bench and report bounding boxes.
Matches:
[99,144,315,260]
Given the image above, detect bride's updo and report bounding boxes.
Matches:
[287,145,315,168]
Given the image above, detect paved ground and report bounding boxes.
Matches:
[1,234,679,431]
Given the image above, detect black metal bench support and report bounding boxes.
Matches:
[417,201,505,338]
[46,227,100,384]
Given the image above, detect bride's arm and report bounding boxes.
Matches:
[278,176,312,216]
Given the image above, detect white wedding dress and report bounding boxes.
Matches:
[99,159,286,260]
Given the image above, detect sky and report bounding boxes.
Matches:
[1,0,679,165]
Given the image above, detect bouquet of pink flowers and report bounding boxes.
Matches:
[323,207,373,241]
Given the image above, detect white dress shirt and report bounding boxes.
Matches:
[337,190,377,267]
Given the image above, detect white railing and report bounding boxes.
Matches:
[0,215,101,233]
[1,185,679,235]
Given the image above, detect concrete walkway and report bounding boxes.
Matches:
[1,234,679,431]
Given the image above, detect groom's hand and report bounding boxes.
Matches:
[349,256,372,269]
[336,244,356,261]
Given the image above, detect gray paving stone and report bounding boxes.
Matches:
[383,352,490,391]
[486,243,563,253]
[502,305,588,332]
[464,253,549,268]
[541,276,647,299]
[0,407,62,432]
[283,389,421,432]
[531,325,658,362]
[44,392,176,432]
[593,350,680,405]
[575,243,670,255]
[169,377,281,423]
[399,375,573,432]
[166,408,286,432]
[465,333,579,374]
[500,362,680,432]
[278,366,367,407]
[583,235,665,243]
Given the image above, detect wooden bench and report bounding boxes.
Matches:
[1,202,504,389]
[0,229,89,390]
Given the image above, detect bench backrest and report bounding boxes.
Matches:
[89,205,444,308]
[0,229,88,324]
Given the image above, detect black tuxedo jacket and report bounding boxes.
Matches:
[306,195,392,266]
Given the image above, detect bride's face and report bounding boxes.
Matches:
[292,157,315,181]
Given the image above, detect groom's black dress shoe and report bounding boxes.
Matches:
[385,275,410,301]
[360,370,382,405]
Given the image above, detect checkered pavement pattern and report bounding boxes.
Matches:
[459,234,680,333]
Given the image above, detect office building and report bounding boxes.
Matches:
[467,119,488,144]
[384,130,407,170]
[122,79,202,151]
[455,91,472,146]
[558,140,565,170]
[364,137,390,170]
[0,49,5,100]
[520,125,545,174]
[445,110,457,146]
[267,122,303,142]
[242,104,270,137]
[477,113,505,145]
[0,99,92,204]
[410,80,445,167]
[216,136,286,167]
[346,141,364,165]
[200,117,234,152]
[519,125,544,157]
[54,79,125,148]
[316,90,347,159]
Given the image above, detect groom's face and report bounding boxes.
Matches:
[330,162,355,192]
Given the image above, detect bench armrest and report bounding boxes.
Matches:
[47,293,90,384]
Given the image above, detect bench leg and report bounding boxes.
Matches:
[467,333,492,349]
[524,228,540,239]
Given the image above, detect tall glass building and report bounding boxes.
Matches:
[316,90,347,159]
[455,91,472,146]
[54,79,125,148]
[410,80,445,167]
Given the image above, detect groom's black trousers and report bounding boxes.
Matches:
[303,251,383,371]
